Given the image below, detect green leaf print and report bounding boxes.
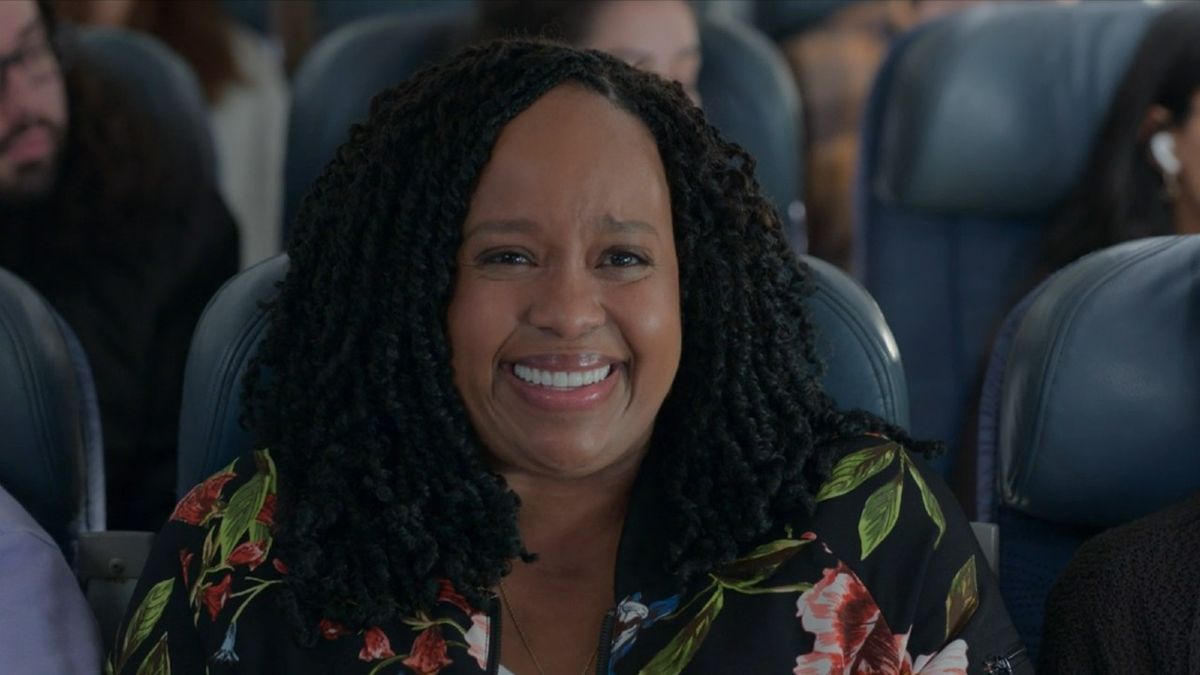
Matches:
[640,587,725,675]
[905,458,947,548]
[117,578,174,672]
[731,581,813,595]
[201,526,217,569]
[135,634,171,675]
[248,521,272,548]
[945,556,980,640]
[858,468,904,559]
[816,443,898,502]
[218,472,268,561]
[715,537,811,588]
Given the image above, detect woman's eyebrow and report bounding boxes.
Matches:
[462,219,538,239]
[600,215,660,238]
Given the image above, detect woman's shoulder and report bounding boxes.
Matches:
[788,435,965,596]
[110,450,288,673]
[170,448,278,532]
[807,434,952,557]
[163,447,285,594]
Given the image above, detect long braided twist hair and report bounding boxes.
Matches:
[242,39,931,641]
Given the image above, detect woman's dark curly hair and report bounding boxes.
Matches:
[243,39,930,641]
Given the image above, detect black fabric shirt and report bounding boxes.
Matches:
[111,436,1031,674]
[1041,493,1200,675]
[0,181,238,531]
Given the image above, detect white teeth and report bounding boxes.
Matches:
[513,364,612,389]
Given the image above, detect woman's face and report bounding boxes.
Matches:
[448,84,681,481]
[581,0,702,105]
[1175,90,1200,218]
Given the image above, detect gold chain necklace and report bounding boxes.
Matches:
[497,579,599,675]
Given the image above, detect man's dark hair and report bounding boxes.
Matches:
[243,39,933,641]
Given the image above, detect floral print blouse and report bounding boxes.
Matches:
[108,436,1030,674]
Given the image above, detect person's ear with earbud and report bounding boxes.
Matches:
[1143,91,1200,233]
[1150,130,1180,178]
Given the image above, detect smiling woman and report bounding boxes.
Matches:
[449,85,680,484]
[112,40,1029,674]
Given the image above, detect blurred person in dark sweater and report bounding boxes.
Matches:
[1040,493,1200,674]
[0,0,238,530]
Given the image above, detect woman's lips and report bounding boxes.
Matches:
[504,360,621,412]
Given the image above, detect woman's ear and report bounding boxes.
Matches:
[1150,131,1181,176]
[1141,105,1181,176]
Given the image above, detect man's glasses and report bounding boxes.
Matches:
[0,34,58,99]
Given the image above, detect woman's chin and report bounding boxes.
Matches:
[490,441,644,482]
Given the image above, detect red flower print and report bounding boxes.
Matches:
[358,626,396,662]
[226,540,267,571]
[201,574,234,621]
[179,549,195,587]
[256,493,276,527]
[436,579,473,614]
[913,641,969,674]
[792,563,917,675]
[403,626,453,674]
[792,563,970,674]
[170,472,236,525]
[319,619,349,640]
[273,558,289,575]
[465,613,490,670]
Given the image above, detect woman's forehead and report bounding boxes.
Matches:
[464,85,670,229]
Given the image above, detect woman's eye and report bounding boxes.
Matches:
[603,251,649,268]
[480,250,532,266]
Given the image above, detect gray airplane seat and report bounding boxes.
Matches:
[978,236,1200,658]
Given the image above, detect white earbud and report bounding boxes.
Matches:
[1150,131,1181,177]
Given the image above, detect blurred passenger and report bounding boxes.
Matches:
[952,4,1199,514]
[1035,11,1200,670]
[1040,492,1200,673]
[57,0,289,268]
[1033,3,1200,282]
[475,0,702,105]
[0,483,100,671]
[778,1,982,271]
[0,0,239,530]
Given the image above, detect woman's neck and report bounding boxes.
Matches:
[503,455,642,577]
[1174,188,1200,234]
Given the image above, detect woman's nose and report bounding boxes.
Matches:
[525,265,606,339]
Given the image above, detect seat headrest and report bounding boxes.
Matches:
[873,2,1158,217]
[698,17,804,237]
[805,256,908,427]
[72,26,216,182]
[313,0,472,37]
[284,13,465,231]
[176,255,285,496]
[753,0,860,41]
[176,253,907,490]
[999,236,1200,529]
[0,268,88,551]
